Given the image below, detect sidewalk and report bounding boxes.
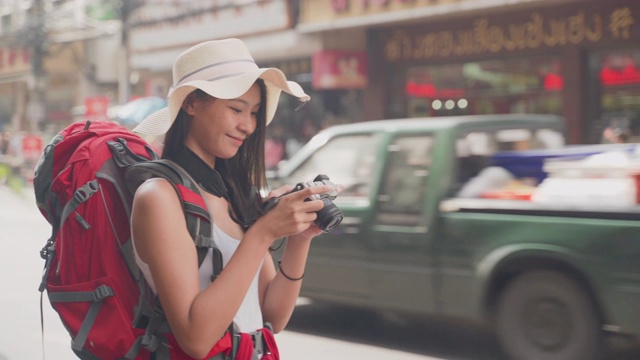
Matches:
[0,182,33,198]
[0,184,36,202]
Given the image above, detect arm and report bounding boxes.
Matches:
[256,187,327,333]
[259,231,320,333]
[131,179,329,358]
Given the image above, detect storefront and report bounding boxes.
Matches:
[369,0,640,144]
[128,0,363,159]
[0,46,30,133]
[260,50,368,162]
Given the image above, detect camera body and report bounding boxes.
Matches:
[263,174,343,233]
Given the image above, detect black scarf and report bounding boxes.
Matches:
[167,146,259,228]
[167,146,229,199]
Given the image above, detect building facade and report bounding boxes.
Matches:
[0,0,121,136]
[298,0,640,144]
[3,0,639,146]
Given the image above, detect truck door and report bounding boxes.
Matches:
[367,134,437,313]
[277,132,382,300]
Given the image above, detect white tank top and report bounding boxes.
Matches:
[132,208,264,333]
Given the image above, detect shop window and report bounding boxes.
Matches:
[269,87,364,159]
[405,56,562,118]
[593,50,640,143]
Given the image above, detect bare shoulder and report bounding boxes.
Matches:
[132,178,191,261]
[133,178,182,211]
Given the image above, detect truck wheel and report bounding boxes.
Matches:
[495,270,602,360]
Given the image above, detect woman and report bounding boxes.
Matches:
[131,38,330,359]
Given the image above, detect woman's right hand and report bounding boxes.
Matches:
[251,184,332,241]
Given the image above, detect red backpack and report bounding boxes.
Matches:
[33,120,232,359]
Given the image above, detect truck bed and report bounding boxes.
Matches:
[440,197,640,220]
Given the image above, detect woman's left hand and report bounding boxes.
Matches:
[290,223,324,241]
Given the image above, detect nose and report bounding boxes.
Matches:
[238,112,257,136]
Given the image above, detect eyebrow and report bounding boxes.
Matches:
[229,98,260,108]
[229,98,248,105]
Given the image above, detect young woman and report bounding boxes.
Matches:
[131,38,331,359]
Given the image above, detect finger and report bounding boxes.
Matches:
[300,198,326,212]
[267,185,293,199]
[288,185,333,201]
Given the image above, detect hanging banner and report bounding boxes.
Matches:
[312,50,368,90]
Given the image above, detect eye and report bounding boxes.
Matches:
[230,107,241,113]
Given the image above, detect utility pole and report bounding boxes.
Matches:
[118,0,139,105]
[28,0,47,132]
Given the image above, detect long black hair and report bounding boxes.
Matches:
[162,80,268,227]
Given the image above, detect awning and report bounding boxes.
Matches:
[130,30,323,72]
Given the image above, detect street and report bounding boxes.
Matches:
[2,184,639,360]
[0,185,447,360]
[0,184,75,359]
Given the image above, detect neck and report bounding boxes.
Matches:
[167,146,229,199]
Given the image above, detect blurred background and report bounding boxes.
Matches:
[0,0,638,180]
[0,1,640,359]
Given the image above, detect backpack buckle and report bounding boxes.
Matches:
[141,334,161,352]
[92,285,114,301]
[74,180,99,203]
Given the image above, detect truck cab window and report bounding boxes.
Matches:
[284,134,378,199]
[376,135,433,226]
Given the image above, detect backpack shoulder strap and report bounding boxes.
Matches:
[125,159,221,270]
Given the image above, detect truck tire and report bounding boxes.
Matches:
[495,270,602,360]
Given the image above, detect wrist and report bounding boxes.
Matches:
[278,260,304,281]
[284,235,313,254]
[288,232,314,243]
[245,224,277,247]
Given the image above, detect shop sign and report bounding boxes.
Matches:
[312,50,368,90]
[330,0,433,13]
[300,0,459,23]
[382,5,638,62]
[0,47,30,76]
[261,58,311,77]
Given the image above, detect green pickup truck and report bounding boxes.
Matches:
[269,114,640,360]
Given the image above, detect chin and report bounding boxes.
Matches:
[220,151,238,160]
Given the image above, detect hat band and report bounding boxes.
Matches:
[175,59,258,87]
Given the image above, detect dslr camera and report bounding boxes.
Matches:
[263,174,343,233]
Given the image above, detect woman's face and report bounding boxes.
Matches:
[184,83,262,166]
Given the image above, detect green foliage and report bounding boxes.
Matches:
[87,0,119,21]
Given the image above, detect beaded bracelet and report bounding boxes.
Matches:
[278,260,304,281]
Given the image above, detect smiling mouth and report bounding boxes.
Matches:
[228,135,244,145]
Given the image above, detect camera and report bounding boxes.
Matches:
[263,174,344,233]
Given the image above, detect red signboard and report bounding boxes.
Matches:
[312,50,368,90]
[22,134,43,160]
[84,95,110,121]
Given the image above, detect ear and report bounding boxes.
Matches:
[181,92,198,116]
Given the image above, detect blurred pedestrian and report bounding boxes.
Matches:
[601,126,628,144]
[265,124,286,170]
[0,131,8,155]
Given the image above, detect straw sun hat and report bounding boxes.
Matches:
[133,38,310,136]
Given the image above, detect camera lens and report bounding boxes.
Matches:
[315,198,344,232]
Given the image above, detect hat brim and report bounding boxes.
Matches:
[133,68,309,136]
